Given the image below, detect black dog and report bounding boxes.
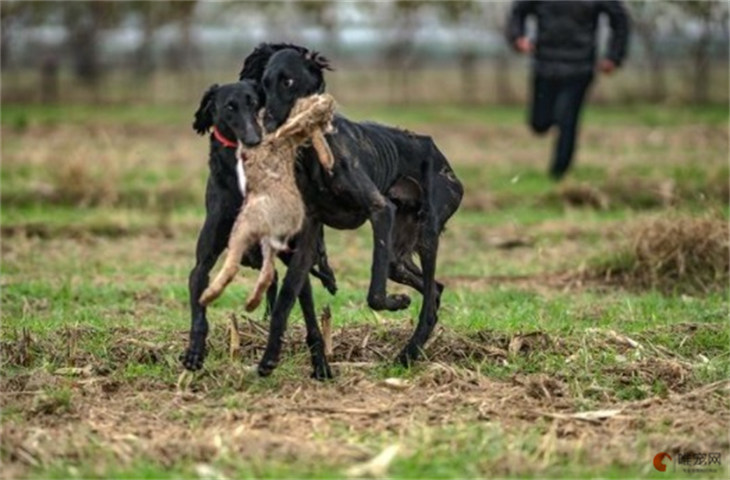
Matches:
[180,80,337,378]
[239,44,464,377]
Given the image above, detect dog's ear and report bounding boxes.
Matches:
[193,84,218,135]
[302,50,333,94]
[305,50,334,72]
[239,44,276,81]
[239,43,308,81]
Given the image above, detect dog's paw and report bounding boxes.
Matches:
[180,347,207,371]
[311,358,333,381]
[395,343,421,368]
[386,293,411,311]
[368,293,411,312]
[257,358,278,377]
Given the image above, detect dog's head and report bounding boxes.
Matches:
[257,47,332,133]
[239,43,309,82]
[193,80,263,147]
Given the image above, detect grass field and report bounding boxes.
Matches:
[1,101,728,479]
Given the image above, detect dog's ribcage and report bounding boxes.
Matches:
[328,116,413,192]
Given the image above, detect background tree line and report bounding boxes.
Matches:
[1,0,728,105]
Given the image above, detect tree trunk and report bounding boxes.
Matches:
[494,53,515,104]
[459,50,478,105]
[692,26,711,104]
[69,17,100,87]
[644,40,666,102]
[134,9,155,78]
[40,56,59,104]
[648,52,667,103]
[1,16,10,69]
[180,14,194,71]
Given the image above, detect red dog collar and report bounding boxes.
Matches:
[213,126,238,148]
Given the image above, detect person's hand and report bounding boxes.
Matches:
[515,36,534,54]
[599,59,616,74]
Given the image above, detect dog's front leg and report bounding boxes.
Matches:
[335,168,409,312]
[364,193,411,312]
[275,244,333,380]
[182,209,234,371]
[258,220,320,377]
[298,277,332,380]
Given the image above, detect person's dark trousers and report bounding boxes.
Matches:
[529,72,594,180]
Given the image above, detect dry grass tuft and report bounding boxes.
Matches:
[610,358,690,392]
[590,214,729,293]
[544,174,728,212]
[555,183,611,210]
[51,156,120,207]
[601,177,676,209]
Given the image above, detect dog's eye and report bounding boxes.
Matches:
[226,103,237,112]
[284,78,294,88]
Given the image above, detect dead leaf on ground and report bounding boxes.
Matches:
[53,365,93,377]
[382,378,410,391]
[539,408,623,424]
[346,444,401,478]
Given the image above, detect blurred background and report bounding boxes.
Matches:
[2,0,729,107]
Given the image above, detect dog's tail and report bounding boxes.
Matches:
[419,143,437,234]
[423,139,464,232]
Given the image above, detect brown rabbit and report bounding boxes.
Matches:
[199,94,336,310]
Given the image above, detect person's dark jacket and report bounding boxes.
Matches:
[506,0,630,78]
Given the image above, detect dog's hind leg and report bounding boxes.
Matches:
[396,232,440,367]
[390,257,445,309]
[199,214,259,306]
[396,158,442,367]
[386,210,439,301]
[389,258,424,292]
[245,241,277,312]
